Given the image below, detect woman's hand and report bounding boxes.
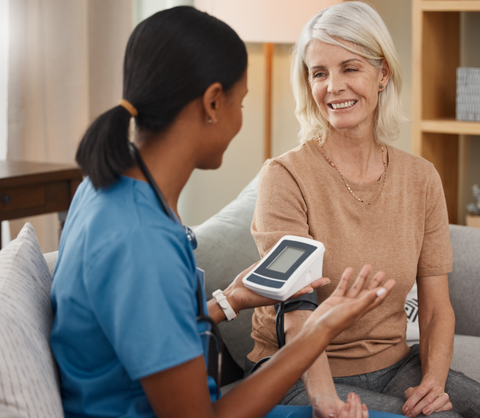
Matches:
[402,376,452,417]
[223,262,330,313]
[335,393,368,418]
[304,265,395,337]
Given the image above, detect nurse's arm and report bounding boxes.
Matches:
[141,270,391,418]
[141,339,345,418]
[207,262,330,324]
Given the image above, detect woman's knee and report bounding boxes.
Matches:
[279,380,310,406]
[446,369,480,417]
[427,411,461,418]
[336,385,404,415]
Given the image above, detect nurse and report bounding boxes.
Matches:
[50,6,394,418]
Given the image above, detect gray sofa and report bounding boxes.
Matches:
[0,174,479,418]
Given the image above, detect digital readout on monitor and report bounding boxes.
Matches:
[266,246,306,274]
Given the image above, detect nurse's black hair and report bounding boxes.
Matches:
[76,6,247,190]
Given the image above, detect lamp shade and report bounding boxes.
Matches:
[194,0,343,44]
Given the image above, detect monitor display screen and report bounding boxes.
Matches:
[266,246,306,274]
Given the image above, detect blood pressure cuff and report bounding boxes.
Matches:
[274,292,319,349]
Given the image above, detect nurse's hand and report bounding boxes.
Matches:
[222,262,330,314]
[304,265,395,337]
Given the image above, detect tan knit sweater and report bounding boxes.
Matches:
[248,140,452,377]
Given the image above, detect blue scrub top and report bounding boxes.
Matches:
[50,176,216,418]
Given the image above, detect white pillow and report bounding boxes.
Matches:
[405,282,420,342]
[0,223,64,418]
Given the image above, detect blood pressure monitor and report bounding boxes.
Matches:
[243,235,325,301]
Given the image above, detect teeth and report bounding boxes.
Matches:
[331,100,356,109]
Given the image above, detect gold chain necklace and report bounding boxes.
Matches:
[321,145,387,206]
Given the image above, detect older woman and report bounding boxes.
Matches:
[247,2,480,418]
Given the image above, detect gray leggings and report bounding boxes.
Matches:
[246,345,480,417]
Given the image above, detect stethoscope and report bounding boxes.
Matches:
[129,142,223,398]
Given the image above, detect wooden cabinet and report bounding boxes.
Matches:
[0,161,83,249]
[412,0,480,224]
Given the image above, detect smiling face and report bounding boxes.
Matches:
[306,39,389,137]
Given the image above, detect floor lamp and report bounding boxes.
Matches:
[194,0,343,160]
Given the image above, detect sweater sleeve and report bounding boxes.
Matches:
[251,159,313,257]
[417,166,453,277]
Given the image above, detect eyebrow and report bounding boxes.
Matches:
[309,58,362,70]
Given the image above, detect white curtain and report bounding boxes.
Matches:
[7,0,133,252]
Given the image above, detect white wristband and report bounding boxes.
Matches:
[212,289,238,322]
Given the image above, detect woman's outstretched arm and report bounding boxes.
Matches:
[283,265,392,418]
[141,267,395,418]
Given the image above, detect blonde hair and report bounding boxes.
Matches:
[291,1,407,145]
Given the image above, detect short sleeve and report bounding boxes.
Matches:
[83,227,202,380]
[252,160,313,257]
[417,167,453,277]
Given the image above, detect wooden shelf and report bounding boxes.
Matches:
[421,1,480,12]
[421,119,480,135]
[411,0,480,224]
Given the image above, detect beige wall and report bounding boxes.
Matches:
[369,0,412,154]
[0,0,7,160]
[178,1,414,226]
[135,0,193,22]
[7,0,132,252]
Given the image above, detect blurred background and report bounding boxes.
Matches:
[0,0,479,252]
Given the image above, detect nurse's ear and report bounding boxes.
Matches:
[202,82,223,124]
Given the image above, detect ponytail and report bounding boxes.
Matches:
[76,106,134,190]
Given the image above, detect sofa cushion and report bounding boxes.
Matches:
[0,223,64,418]
[451,335,480,383]
[407,335,480,383]
[194,174,261,368]
[448,224,480,337]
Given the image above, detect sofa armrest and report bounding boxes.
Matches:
[448,224,480,337]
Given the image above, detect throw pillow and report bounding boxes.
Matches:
[0,405,27,418]
[0,223,64,418]
[405,282,419,342]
